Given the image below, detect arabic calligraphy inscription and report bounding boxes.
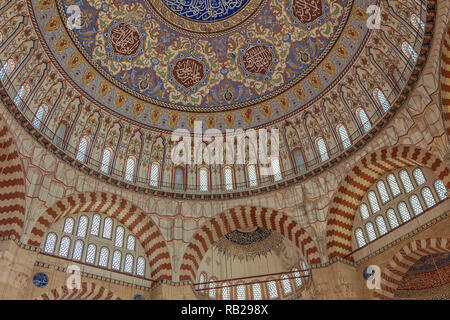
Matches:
[172,58,205,89]
[242,45,273,76]
[291,0,324,24]
[109,22,142,56]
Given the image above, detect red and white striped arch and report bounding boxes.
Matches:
[179,206,321,282]
[0,115,25,239]
[36,282,121,300]
[374,238,450,299]
[326,145,450,260]
[441,26,450,137]
[28,192,172,281]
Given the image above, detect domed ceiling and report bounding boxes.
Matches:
[0,0,432,195]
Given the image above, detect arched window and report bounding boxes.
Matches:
[100,149,112,173]
[44,233,57,254]
[411,14,425,31]
[292,268,303,287]
[301,261,309,277]
[174,167,184,190]
[267,281,278,299]
[377,181,390,204]
[409,195,423,215]
[365,222,377,242]
[421,187,436,208]
[247,164,258,187]
[90,214,101,236]
[199,273,206,290]
[85,244,96,264]
[199,167,209,191]
[387,174,401,197]
[72,240,84,261]
[222,283,230,300]
[76,137,88,162]
[359,109,371,133]
[281,275,292,295]
[76,216,88,238]
[376,89,391,112]
[102,217,113,239]
[338,125,351,149]
[111,250,122,270]
[63,217,75,234]
[124,254,134,273]
[149,162,160,187]
[54,123,67,148]
[434,180,448,201]
[114,226,124,247]
[98,247,109,267]
[386,209,399,229]
[58,236,71,257]
[355,228,366,248]
[13,83,30,106]
[368,191,380,213]
[398,202,411,222]
[252,283,262,300]
[402,42,418,62]
[360,203,370,220]
[124,157,136,182]
[224,167,233,190]
[126,235,136,251]
[272,158,282,181]
[413,168,426,186]
[236,284,246,300]
[399,170,414,193]
[0,58,15,80]
[375,216,388,236]
[317,138,329,162]
[32,105,46,129]
[208,281,216,299]
[136,256,145,276]
[293,149,305,172]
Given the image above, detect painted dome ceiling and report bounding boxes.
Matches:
[0,0,432,196]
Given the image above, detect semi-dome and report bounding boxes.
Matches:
[0,0,432,198]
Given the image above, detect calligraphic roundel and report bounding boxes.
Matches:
[242,45,274,76]
[172,58,206,89]
[291,0,324,25]
[109,22,141,56]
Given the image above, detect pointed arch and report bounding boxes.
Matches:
[35,282,122,300]
[326,145,450,260]
[374,238,450,300]
[27,192,172,281]
[179,206,321,282]
[0,115,25,239]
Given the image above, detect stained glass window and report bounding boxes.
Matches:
[434,180,447,201]
[54,123,66,148]
[375,216,388,236]
[292,269,302,286]
[174,167,184,190]
[387,174,401,197]
[125,157,135,181]
[398,202,411,222]
[72,240,83,261]
[368,191,380,213]
[294,149,305,172]
[136,257,145,276]
[199,273,206,290]
[111,250,122,270]
[355,228,366,248]
[268,281,278,299]
[63,217,75,234]
[272,158,282,181]
[237,285,246,300]
[222,283,230,300]
[124,254,133,273]
[114,226,124,248]
[248,164,258,187]
[317,138,329,162]
[127,235,135,251]
[365,222,377,242]
[301,261,309,276]
[224,167,233,190]
[100,149,111,173]
[0,59,14,80]
[90,214,100,236]
[102,217,113,239]
[98,247,109,267]
[150,163,160,187]
[76,216,88,238]
[360,203,370,220]
[199,167,208,191]
[76,137,88,162]
[32,105,45,129]
[402,42,418,62]
[281,275,292,295]
[421,187,436,208]
[399,170,414,193]
[409,195,423,215]
[359,109,371,133]
[14,84,30,106]
[208,281,216,299]
[252,283,262,300]
[413,168,426,186]
[58,236,71,257]
[44,233,57,254]
[377,89,391,112]
[386,209,399,229]
[377,181,390,204]
[338,125,351,149]
[85,244,96,264]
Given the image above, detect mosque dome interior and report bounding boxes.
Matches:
[0,0,448,301]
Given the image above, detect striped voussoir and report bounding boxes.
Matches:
[28,192,172,281]
[326,145,450,261]
[179,206,321,282]
[36,282,121,300]
[0,115,25,240]
[373,238,449,299]
[441,26,450,137]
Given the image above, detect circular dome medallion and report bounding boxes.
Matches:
[147,0,266,35]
